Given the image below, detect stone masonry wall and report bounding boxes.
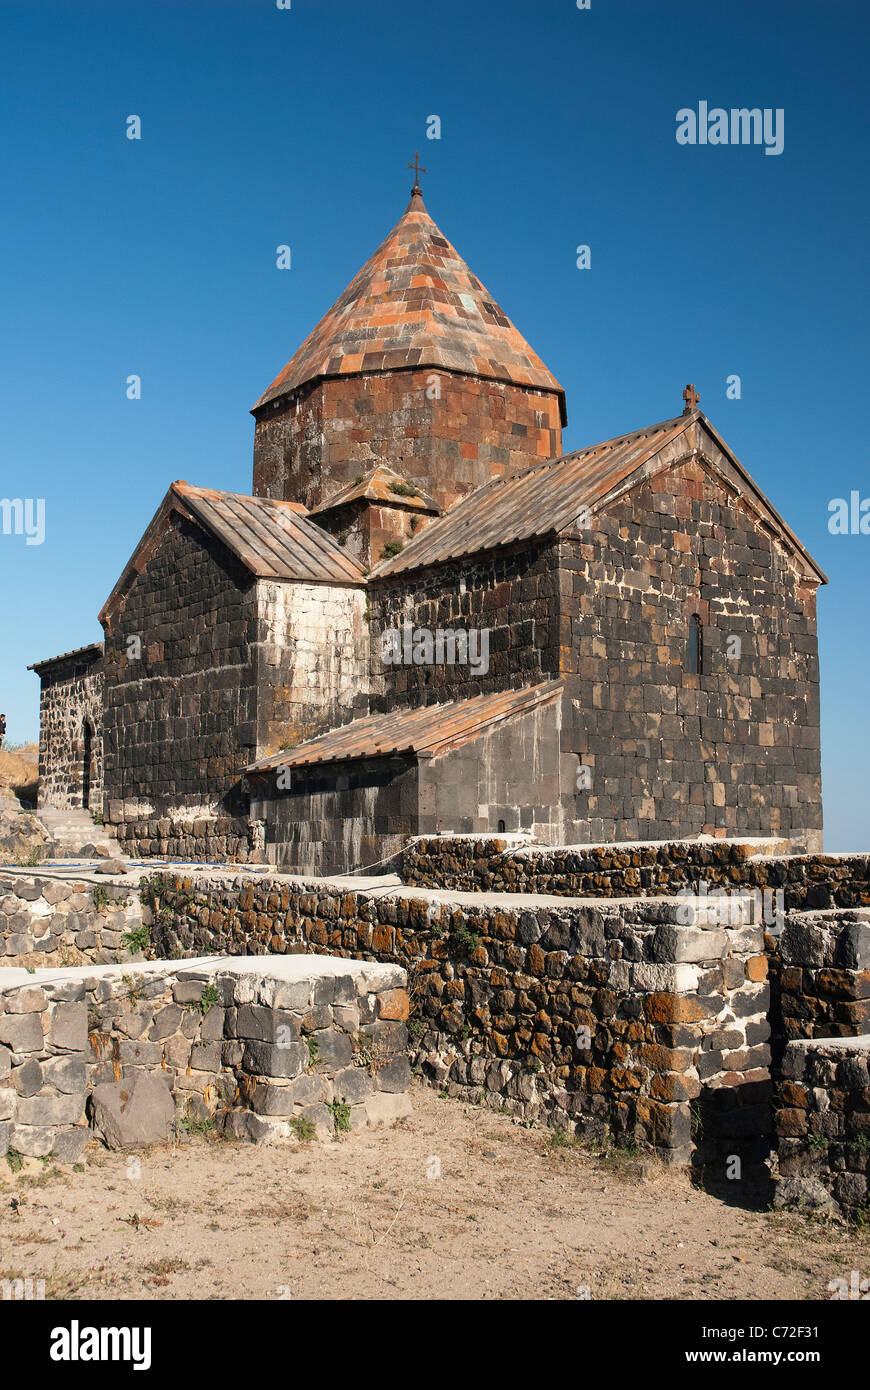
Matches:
[774,1037,870,1221]
[558,450,823,849]
[34,648,104,812]
[0,957,411,1162]
[251,756,420,876]
[252,369,563,513]
[777,910,870,1043]
[252,701,563,876]
[101,513,259,858]
[401,836,870,911]
[254,578,368,756]
[146,871,771,1164]
[370,540,561,712]
[0,870,142,970]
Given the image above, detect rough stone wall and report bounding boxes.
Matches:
[254,578,368,756]
[777,910,870,1042]
[370,541,560,712]
[34,650,104,812]
[252,370,563,513]
[101,513,259,852]
[0,976,89,1162]
[0,958,411,1161]
[400,838,870,909]
[0,871,141,969]
[147,871,771,1164]
[558,454,823,849]
[774,1037,870,1220]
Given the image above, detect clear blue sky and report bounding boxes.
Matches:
[1,0,867,849]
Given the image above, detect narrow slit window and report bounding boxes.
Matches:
[688,613,703,675]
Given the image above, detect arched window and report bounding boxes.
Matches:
[688,614,703,675]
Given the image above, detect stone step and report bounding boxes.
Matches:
[35,807,123,859]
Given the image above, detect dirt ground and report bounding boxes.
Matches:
[1,1083,866,1301]
[0,743,38,804]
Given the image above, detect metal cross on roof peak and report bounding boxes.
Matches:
[682,383,700,414]
[408,151,427,194]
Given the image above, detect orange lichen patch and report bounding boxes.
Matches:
[377,989,410,1021]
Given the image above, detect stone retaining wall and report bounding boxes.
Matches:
[400,836,870,911]
[109,811,258,864]
[774,1037,870,1221]
[776,910,870,1043]
[0,957,410,1162]
[0,870,142,969]
[146,870,772,1165]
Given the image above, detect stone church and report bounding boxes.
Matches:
[29,177,826,872]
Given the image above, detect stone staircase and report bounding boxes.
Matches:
[36,806,124,860]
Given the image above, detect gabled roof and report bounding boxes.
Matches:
[309,464,441,517]
[245,680,563,773]
[99,481,365,624]
[28,642,104,675]
[253,190,566,421]
[369,410,827,585]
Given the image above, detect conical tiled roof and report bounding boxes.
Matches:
[254,190,565,420]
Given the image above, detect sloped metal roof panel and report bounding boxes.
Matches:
[175,484,365,584]
[246,680,563,773]
[369,415,691,577]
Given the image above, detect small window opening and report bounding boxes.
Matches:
[82,719,94,809]
[497,819,506,833]
[688,614,703,675]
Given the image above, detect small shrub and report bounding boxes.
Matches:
[288,1116,316,1143]
[121,924,150,953]
[92,885,110,914]
[180,1107,216,1138]
[5,1150,24,1173]
[306,1035,320,1065]
[380,540,404,558]
[184,983,221,1016]
[388,481,420,498]
[328,1101,351,1134]
[121,973,147,1005]
[449,925,479,958]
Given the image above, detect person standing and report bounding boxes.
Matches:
[0,714,5,749]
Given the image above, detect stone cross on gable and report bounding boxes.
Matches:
[682,383,700,413]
